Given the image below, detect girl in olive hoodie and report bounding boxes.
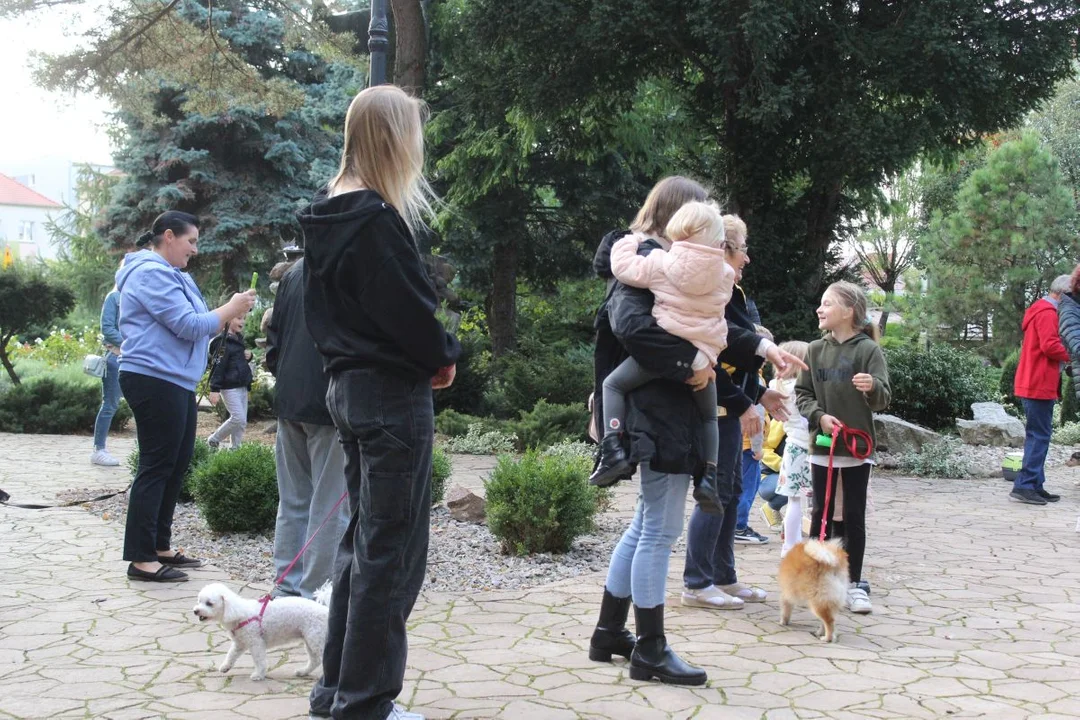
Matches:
[795,281,890,615]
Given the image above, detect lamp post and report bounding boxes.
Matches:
[368,0,389,86]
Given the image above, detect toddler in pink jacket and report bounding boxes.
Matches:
[589,200,736,488]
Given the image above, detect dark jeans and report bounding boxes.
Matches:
[311,369,433,720]
[757,471,787,512]
[809,463,871,583]
[1015,398,1054,493]
[683,415,742,590]
[120,371,197,562]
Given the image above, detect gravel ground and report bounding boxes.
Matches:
[877,441,1079,478]
[55,489,624,593]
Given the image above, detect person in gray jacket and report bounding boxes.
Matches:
[265,256,349,599]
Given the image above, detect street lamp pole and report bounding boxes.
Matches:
[368,0,389,86]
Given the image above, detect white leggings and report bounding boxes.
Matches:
[782,495,805,558]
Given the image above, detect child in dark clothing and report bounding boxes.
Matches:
[208,316,253,448]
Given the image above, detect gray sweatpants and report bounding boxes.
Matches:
[603,356,719,466]
[209,387,248,447]
[273,419,349,599]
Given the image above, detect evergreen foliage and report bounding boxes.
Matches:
[0,264,76,385]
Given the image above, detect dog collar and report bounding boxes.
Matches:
[231,594,272,636]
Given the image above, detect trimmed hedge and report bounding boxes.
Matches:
[190,443,278,533]
[883,344,997,430]
[0,378,132,434]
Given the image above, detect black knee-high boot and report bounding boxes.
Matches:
[628,604,707,686]
[588,588,636,661]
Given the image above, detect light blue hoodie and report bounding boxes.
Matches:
[116,250,220,392]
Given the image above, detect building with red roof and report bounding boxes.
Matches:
[0,172,63,260]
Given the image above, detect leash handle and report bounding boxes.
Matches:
[818,421,874,542]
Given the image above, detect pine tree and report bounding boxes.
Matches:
[922,133,1078,358]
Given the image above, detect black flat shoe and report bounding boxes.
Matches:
[157,552,204,568]
[127,563,189,583]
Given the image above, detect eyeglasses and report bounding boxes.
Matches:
[729,244,748,255]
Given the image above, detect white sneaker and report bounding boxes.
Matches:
[387,704,425,720]
[680,585,744,610]
[91,449,121,467]
[846,585,872,614]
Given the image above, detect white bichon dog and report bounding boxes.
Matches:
[193,582,330,681]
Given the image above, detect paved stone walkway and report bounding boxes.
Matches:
[4,432,1080,719]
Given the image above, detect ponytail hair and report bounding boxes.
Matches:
[824,281,880,342]
[135,211,200,248]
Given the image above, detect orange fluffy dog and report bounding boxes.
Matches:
[778,539,849,642]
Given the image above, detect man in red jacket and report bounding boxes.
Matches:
[1011,275,1073,505]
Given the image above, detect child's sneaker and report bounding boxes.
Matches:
[680,585,744,610]
[760,504,783,532]
[846,584,872,614]
[734,527,769,544]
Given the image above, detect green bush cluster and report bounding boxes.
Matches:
[127,438,214,503]
[1053,421,1080,446]
[444,424,519,455]
[436,399,589,453]
[432,446,452,506]
[1062,375,1078,426]
[190,443,279,533]
[8,327,101,367]
[896,439,971,479]
[483,340,594,419]
[485,450,598,556]
[883,344,997,430]
[999,349,1022,414]
[0,378,132,434]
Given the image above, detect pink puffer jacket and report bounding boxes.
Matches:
[609,234,734,365]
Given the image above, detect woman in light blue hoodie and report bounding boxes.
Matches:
[117,211,256,583]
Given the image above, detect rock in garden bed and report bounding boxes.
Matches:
[55,489,623,593]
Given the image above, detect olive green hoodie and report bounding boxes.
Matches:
[795,332,891,459]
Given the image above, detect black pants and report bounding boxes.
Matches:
[809,463,870,583]
[311,368,433,720]
[120,372,197,563]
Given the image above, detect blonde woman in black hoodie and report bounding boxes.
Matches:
[300,85,460,720]
[796,281,890,616]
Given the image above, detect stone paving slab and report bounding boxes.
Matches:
[4,433,1080,719]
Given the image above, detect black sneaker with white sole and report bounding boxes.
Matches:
[734,527,770,544]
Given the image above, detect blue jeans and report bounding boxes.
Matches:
[736,448,762,530]
[93,353,121,450]
[758,471,787,512]
[1015,398,1054,493]
[683,416,742,590]
[604,462,691,609]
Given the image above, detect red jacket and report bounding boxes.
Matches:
[1015,298,1070,400]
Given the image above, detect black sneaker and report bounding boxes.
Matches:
[1009,489,1048,505]
[855,580,871,595]
[734,527,770,544]
[1037,489,1061,503]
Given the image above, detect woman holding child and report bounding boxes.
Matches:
[587,177,802,685]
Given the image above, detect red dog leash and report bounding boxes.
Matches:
[235,489,350,635]
[819,422,873,542]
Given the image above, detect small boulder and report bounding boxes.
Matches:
[446,485,486,524]
[873,414,942,454]
[956,402,1025,448]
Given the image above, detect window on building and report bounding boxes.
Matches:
[18,221,33,241]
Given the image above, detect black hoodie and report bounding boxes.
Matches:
[298,189,461,379]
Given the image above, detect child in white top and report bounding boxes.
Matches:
[771,340,811,558]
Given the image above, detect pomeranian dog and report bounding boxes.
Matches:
[193,582,331,680]
[777,539,849,642]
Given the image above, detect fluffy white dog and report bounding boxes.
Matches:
[193,582,329,681]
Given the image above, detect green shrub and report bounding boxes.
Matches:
[540,440,613,512]
[1053,421,1080,445]
[896,439,971,479]
[485,450,597,555]
[485,339,593,418]
[0,377,132,434]
[443,423,518,455]
[190,443,278,532]
[515,399,589,450]
[432,445,452,506]
[435,408,483,438]
[433,331,492,417]
[1000,349,1022,414]
[10,327,100,367]
[883,344,997,430]
[127,438,214,503]
[1062,376,1078,426]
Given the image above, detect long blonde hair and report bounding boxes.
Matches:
[630,176,709,238]
[825,281,880,342]
[329,85,435,235]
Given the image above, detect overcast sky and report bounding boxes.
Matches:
[0,12,115,169]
